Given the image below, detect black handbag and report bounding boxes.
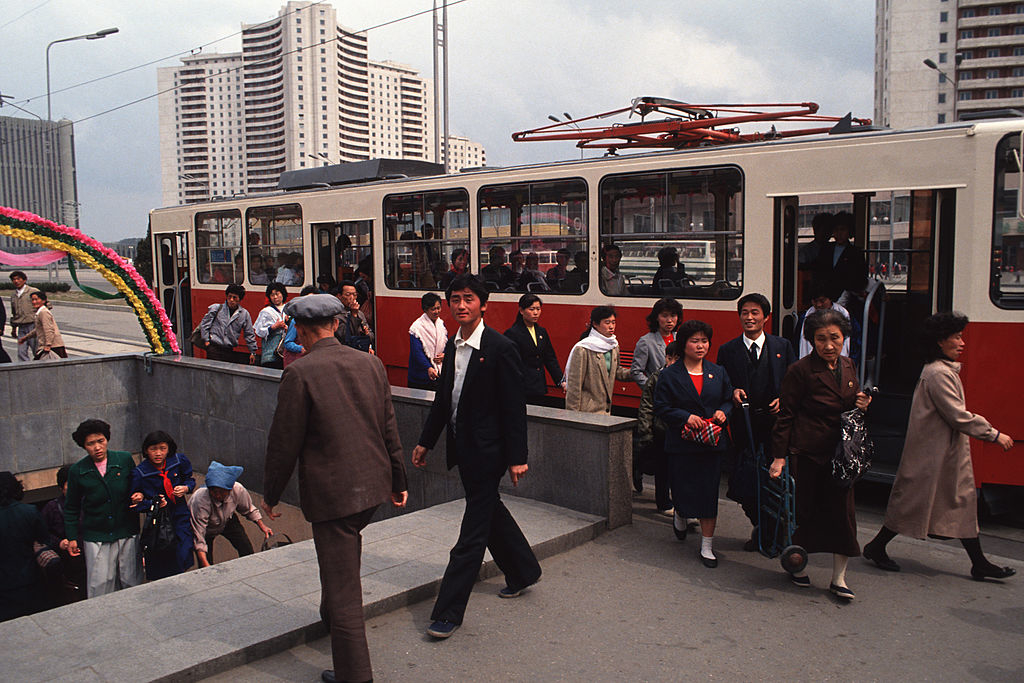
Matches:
[832,408,873,486]
[141,500,178,555]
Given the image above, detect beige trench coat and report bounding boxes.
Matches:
[884,359,998,539]
[565,345,631,414]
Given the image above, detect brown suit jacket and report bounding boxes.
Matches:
[263,336,407,523]
[771,352,860,465]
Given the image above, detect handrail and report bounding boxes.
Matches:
[858,278,886,389]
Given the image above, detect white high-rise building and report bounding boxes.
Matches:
[443,134,487,171]
[158,1,484,206]
[876,0,1024,129]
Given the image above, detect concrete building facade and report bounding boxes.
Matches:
[0,116,78,252]
[158,1,483,206]
[876,0,1024,129]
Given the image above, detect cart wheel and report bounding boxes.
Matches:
[780,545,808,575]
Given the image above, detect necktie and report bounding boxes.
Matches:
[749,343,759,364]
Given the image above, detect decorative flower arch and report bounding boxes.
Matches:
[0,207,180,355]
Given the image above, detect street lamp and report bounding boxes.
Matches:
[46,27,119,121]
[308,152,332,166]
[924,57,958,122]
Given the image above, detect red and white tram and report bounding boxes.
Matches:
[150,118,1024,491]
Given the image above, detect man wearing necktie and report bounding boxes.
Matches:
[412,274,541,640]
[716,293,796,548]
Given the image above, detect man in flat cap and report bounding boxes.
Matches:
[189,461,272,567]
[262,294,408,683]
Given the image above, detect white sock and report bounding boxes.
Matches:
[831,554,850,587]
[674,511,686,531]
[700,535,715,560]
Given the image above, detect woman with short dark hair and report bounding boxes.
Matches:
[504,294,565,406]
[17,291,67,359]
[409,292,448,391]
[654,320,733,567]
[631,298,684,389]
[770,308,871,599]
[129,431,196,580]
[565,306,631,414]
[863,312,1016,580]
[255,282,289,369]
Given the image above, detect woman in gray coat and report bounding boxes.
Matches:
[863,313,1016,580]
[630,297,683,389]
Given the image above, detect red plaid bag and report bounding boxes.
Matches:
[680,418,723,447]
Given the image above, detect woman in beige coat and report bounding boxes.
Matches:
[18,291,67,359]
[863,312,1016,581]
[565,306,632,414]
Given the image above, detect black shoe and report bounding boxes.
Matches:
[499,577,538,598]
[426,619,459,639]
[743,529,758,552]
[863,542,901,572]
[320,671,338,683]
[633,472,644,494]
[829,583,855,600]
[673,514,688,541]
[701,554,718,568]
[971,565,1017,581]
[790,574,811,588]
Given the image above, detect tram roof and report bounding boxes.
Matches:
[152,116,1024,214]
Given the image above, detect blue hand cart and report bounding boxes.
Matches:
[739,402,807,575]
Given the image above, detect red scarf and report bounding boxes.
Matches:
[155,461,176,502]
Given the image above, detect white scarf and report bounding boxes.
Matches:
[565,327,619,380]
[409,313,447,370]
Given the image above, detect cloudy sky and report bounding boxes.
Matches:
[2,0,875,241]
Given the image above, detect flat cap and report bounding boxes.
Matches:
[284,293,345,321]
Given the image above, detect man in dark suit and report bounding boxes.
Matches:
[716,292,796,549]
[412,274,541,640]
[813,210,868,304]
[262,294,408,683]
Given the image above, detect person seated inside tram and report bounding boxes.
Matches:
[562,251,589,293]
[509,250,526,281]
[653,246,688,291]
[518,252,550,291]
[545,248,571,291]
[438,248,470,289]
[481,245,515,290]
[250,255,269,285]
[600,243,626,295]
[262,254,278,281]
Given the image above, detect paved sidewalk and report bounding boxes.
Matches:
[1,497,603,683]
[210,489,1024,683]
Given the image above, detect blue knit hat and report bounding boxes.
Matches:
[205,461,243,490]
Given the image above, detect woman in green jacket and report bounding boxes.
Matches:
[63,419,143,598]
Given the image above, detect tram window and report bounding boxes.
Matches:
[246,204,304,286]
[599,166,743,299]
[477,179,588,294]
[991,133,1024,308]
[195,210,242,285]
[383,189,469,290]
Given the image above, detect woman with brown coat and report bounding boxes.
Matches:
[863,312,1016,581]
[770,308,871,599]
[18,291,67,359]
[565,306,632,414]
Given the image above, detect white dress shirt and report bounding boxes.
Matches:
[450,319,485,427]
[742,331,766,360]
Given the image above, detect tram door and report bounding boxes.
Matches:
[154,231,191,353]
[772,197,801,340]
[311,220,374,323]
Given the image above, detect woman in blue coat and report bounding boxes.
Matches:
[654,319,733,568]
[129,431,195,579]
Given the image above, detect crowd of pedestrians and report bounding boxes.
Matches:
[1,270,67,364]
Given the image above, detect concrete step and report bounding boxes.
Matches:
[0,497,604,683]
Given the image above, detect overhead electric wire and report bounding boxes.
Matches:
[2,0,468,148]
[0,0,54,31]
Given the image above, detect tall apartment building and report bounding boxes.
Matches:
[0,116,78,253]
[443,134,487,171]
[876,0,1024,129]
[159,1,482,206]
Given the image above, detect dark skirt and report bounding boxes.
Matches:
[791,453,859,556]
[668,451,720,519]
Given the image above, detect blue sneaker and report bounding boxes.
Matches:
[426,619,459,638]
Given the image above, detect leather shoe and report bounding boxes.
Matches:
[321,671,336,683]
[743,529,759,552]
[863,542,901,572]
[700,554,718,568]
[673,523,688,541]
[829,583,855,600]
[426,619,459,638]
[971,565,1017,581]
[790,574,811,588]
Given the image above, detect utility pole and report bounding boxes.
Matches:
[432,1,449,172]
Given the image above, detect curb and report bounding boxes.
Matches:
[51,299,130,313]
